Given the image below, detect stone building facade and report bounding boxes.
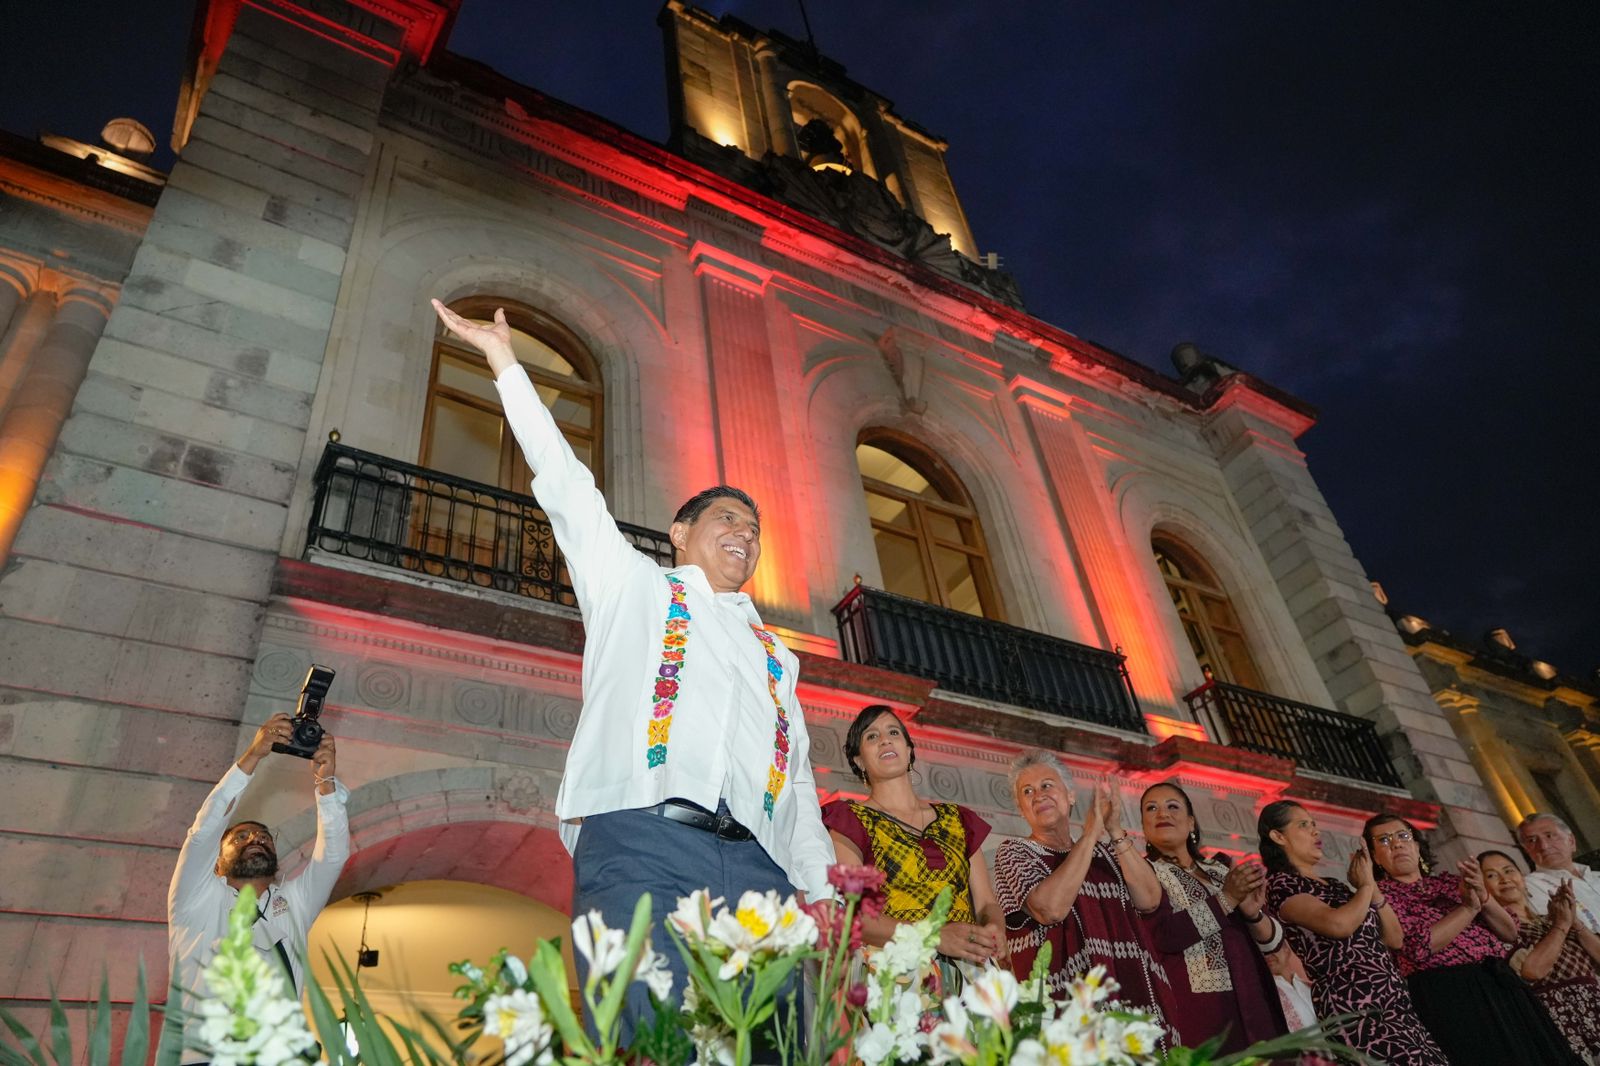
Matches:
[0,0,1559,1039]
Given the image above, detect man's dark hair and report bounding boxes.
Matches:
[843,704,915,781]
[672,485,760,527]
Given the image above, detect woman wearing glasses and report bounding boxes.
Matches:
[1363,811,1580,1065]
[1259,800,1446,1065]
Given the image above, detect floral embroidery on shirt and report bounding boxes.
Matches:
[645,574,690,768]
[750,624,791,818]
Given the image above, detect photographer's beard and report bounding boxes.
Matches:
[222,844,279,880]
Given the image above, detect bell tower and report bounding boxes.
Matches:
[659,1,1019,305]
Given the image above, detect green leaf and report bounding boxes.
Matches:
[591,892,656,1055]
[118,963,152,1066]
[527,937,593,1058]
[0,1004,49,1066]
[87,973,112,1066]
[45,988,71,1066]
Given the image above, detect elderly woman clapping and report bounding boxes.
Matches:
[990,750,1171,1034]
[1479,848,1600,1062]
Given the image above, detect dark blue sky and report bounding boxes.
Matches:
[4,2,1595,673]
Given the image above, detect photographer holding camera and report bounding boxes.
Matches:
[164,699,348,1065]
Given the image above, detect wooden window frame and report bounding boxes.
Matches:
[858,429,1003,621]
[421,296,604,492]
[1153,533,1263,689]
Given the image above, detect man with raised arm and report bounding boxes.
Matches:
[431,301,835,1036]
[165,714,348,1064]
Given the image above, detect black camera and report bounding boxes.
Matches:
[272,665,336,760]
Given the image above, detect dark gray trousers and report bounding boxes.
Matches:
[571,803,797,1048]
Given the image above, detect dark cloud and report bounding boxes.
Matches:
[4,1,1596,672]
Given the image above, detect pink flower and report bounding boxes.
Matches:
[827,864,886,898]
[846,983,869,1008]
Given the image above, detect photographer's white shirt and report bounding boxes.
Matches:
[494,364,836,900]
[164,764,349,1064]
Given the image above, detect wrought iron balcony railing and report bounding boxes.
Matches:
[1184,676,1402,788]
[832,583,1145,733]
[306,442,673,606]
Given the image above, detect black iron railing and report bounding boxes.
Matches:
[1185,677,1402,787]
[832,584,1145,733]
[306,442,673,606]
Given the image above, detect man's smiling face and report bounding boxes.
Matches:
[671,495,761,593]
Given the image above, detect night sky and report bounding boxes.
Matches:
[4,2,1595,674]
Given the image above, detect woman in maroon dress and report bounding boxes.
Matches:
[1259,800,1446,1066]
[1364,812,1578,1066]
[1139,782,1286,1053]
[991,750,1172,1038]
[1479,848,1600,1061]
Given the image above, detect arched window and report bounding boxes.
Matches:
[421,297,602,491]
[1152,534,1263,689]
[788,82,875,178]
[857,432,1001,619]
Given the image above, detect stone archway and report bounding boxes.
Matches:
[332,819,573,913]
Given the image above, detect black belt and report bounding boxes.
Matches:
[645,799,754,841]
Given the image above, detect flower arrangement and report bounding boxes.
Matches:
[192,885,318,1066]
[0,864,1368,1066]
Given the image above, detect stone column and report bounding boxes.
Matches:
[754,47,798,158]
[0,287,113,564]
[0,261,26,348]
[1203,383,1513,859]
[690,239,808,625]
[1013,380,1184,717]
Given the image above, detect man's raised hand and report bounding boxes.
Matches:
[238,712,294,775]
[430,300,517,376]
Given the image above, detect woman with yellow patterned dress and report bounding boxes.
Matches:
[821,704,1007,974]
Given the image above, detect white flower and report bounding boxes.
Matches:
[889,986,926,1061]
[572,909,627,979]
[670,889,723,941]
[503,954,529,986]
[1010,1038,1047,1066]
[958,965,1019,1029]
[484,988,555,1066]
[461,962,486,983]
[855,1021,897,1066]
[769,894,820,951]
[690,1021,735,1066]
[927,996,976,1066]
[635,942,675,1001]
[877,921,934,977]
[1115,1017,1165,1058]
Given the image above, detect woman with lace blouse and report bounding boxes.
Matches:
[1138,781,1286,1053]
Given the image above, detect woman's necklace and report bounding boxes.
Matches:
[864,798,934,836]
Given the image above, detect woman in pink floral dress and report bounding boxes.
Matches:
[1259,801,1446,1066]
[1364,812,1580,1065]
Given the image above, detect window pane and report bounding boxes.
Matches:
[426,395,503,485]
[1213,628,1263,689]
[873,529,930,601]
[1202,594,1244,632]
[535,382,594,430]
[932,546,984,617]
[856,443,937,499]
[865,488,914,529]
[928,505,960,541]
[460,319,582,382]
[436,350,500,405]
